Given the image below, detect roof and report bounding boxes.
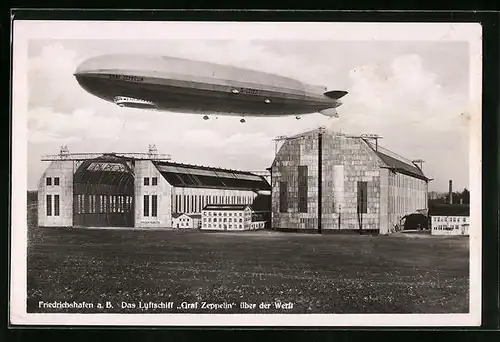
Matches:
[171,213,185,219]
[270,129,429,181]
[187,213,202,219]
[73,154,134,184]
[202,204,252,211]
[375,150,428,181]
[154,161,271,191]
[429,204,470,216]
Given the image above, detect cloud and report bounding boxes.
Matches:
[27,107,140,143]
[331,54,469,191]
[28,43,90,113]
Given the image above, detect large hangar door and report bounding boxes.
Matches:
[73,157,135,227]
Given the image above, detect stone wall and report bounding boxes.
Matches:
[271,129,427,234]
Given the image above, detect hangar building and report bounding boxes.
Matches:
[38,146,271,228]
[270,128,429,234]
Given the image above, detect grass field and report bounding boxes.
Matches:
[26,225,469,314]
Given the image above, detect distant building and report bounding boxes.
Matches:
[429,204,470,236]
[270,129,430,234]
[201,204,267,231]
[172,213,201,229]
[37,147,270,228]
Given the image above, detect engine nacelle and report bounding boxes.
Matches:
[319,108,339,118]
[113,96,157,110]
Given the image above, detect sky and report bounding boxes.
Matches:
[27,37,472,192]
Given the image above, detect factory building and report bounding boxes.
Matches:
[429,204,470,236]
[270,129,429,234]
[201,204,268,231]
[38,146,271,229]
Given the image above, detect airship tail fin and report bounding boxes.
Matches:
[324,90,348,99]
[319,108,339,118]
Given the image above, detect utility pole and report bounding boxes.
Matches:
[360,134,383,151]
[318,129,323,234]
[338,204,341,230]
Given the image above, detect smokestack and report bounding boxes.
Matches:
[449,180,453,205]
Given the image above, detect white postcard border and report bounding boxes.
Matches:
[10,21,483,327]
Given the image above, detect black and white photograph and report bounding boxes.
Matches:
[10,21,482,326]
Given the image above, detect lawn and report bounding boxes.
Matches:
[27,226,469,314]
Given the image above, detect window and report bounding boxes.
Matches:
[54,177,60,186]
[46,195,52,216]
[151,195,158,217]
[54,194,60,216]
[144,177,150,186]
[279,181,288,213]
[144,195,149,216]
[298,166,308,213]
[152,177,158,186]
[357,181,368,214]
[89,195,94,214]
[46,177,52,186]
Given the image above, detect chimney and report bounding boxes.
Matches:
[449,180,453,205]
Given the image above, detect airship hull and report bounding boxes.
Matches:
[74,55,346,116]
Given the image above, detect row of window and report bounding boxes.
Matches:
[174,194,253,213]
[434,216,467,222]
[390,196,423,214]
[434,225,462,230]
[204,224,244,229]
[203,217,244,223]
[144,177,158,186]
[389,174,426,190]
[75,194,133,214]
[46,194,60,216]
[46,177,60,186]
[203,211,246,217]
[143,195,158,217]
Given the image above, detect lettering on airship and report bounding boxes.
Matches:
[108,74,145,82]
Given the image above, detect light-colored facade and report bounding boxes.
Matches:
[271,129,429,234]
[37,160,74,227]
[172,213,201,229]
[429,204,470,236]
[201,205,266,231]
[431,215,469,236]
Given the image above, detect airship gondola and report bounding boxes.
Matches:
[74,54,348,119]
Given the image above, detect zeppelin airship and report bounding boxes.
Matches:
[74,54,348,123]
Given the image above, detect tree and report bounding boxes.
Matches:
[461,188,470,204]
